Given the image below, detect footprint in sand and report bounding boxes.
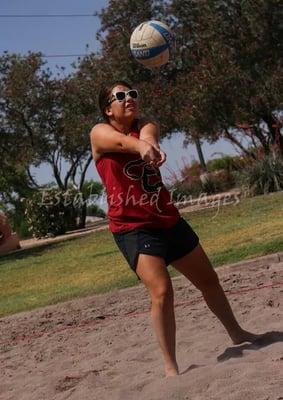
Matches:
[55,370,100,392]
[55,375,84,392]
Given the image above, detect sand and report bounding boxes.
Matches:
[0,253,283,400]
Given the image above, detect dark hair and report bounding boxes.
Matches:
[98,80,133,121]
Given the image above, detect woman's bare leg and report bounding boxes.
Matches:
[172,243,260,344]
[136,254,179,377]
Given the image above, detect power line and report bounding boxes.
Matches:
[0,14,95,18]
[43,54,88,58]
[0,52,94,59]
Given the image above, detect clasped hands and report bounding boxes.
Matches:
[138,140,166,167]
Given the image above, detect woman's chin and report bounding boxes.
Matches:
[124,110,138,119]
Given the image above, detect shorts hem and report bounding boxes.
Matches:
[132,251,166,270]
[167,239,199,265]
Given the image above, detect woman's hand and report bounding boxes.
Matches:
[153,147,166,167]
[138,140,162,164]
[139,119,166,166]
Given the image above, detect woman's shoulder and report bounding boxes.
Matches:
[90,122,113,138]
[91,122,109,131]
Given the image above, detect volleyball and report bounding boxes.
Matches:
[130,20,173,68]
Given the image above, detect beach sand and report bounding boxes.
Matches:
[1,254,282,400]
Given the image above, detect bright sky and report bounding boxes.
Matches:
[0,0,239,185]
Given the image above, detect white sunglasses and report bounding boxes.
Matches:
[108,89,138,104]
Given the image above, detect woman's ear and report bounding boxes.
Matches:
[105,106,112,118]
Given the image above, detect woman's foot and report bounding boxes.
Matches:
[231,329,262,345]
[165,362,179,377]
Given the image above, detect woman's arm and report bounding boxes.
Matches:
[90,123,161,164]
[139,118,166,166]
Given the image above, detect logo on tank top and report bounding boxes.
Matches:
[123,158,163,193]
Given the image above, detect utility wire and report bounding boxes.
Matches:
[0,14,95,18]
[43,54,88,58]
[0,53,95,59]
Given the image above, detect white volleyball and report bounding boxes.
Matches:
[130,20,173,68]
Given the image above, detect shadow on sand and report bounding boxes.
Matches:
[217,331,283,362]
[180,363,205,375]
[180,331,283,374]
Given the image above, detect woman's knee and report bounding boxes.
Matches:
[150,282,174,306]
[196,270,220,292]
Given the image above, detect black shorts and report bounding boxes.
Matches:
[113,217,199,274]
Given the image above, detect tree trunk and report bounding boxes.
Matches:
[223,129,257,160]
[77,154,93,229]
[263,115,283,156]
[77,201,87,229]
[79,155,93,191]
[252,126,270,156]
[194,137,207,171]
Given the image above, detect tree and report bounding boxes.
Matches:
[92,0,283,160]
[168,0,283,156]
[95,0,167,82]
[0,52,102,228]
[93,0,217,168]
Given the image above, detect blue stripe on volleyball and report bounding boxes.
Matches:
[149,21,174,53]
[131,43,168,60]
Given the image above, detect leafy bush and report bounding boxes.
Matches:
[201,170,236,194]
[206,156,240,172]
[24,188,81,238]
[13,218,31,239]
[169,179,203,202]
[201,175,224,195]
[234,155,283,195]
[87,204,106,218]
[180,160,202,181]
[169,168,236,201]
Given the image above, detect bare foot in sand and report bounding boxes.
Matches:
[165,362,179,377]
[231,329,263,345]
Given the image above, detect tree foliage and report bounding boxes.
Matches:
[0,52,103,229]
[1,0,282,234]
[92,0,283,155]
[0,52,101,192]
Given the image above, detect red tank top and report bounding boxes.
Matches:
[95,124,180,232]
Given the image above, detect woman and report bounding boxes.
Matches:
[90,80,259,377]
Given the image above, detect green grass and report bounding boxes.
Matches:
[0,192,282,317]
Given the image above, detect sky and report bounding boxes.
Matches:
[0,0,240,185]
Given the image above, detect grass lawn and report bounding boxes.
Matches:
[0,192,282,317]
